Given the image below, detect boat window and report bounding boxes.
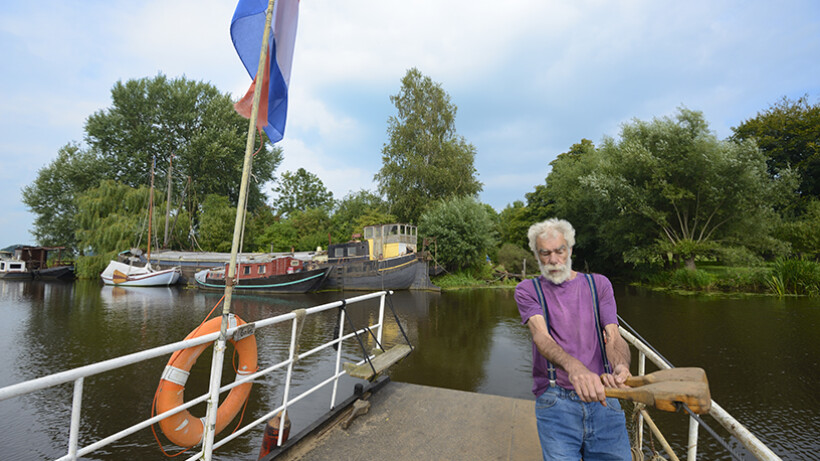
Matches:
[258,266,266,274]
[11,263,22,270]
[0,262,4,270]
[243,266,251,275]
[364,227,374,239]
[290,259,300,266]
[348,247,357,257]
[335,248,345,258]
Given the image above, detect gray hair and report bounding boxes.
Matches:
[527,218,576,254]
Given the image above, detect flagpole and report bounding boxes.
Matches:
[202,0,276,456]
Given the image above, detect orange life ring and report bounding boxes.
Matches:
[156,314,257,447]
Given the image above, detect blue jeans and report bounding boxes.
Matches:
[535,386,631,461]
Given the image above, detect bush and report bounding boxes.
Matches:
[667,268,714,291]
[768,257,820,296]
[497,243,536,275]
[419,197,495,271]
[714,246,764,267]
[76,253,116,279]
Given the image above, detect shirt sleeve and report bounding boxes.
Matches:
[514,279,544,325]
[594,274,618,327]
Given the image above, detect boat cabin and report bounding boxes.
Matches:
[328,224,418,262]
[209,256,306,280]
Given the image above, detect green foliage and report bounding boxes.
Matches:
[21,143,109,253]
[714,246,765,267]
[84,73,281,213]
[271,168,334,217]
[497,242,537,275]
[288,208,333,251]
[731,95,820,200]
[778,198,820,258]
[667,268,715,290]
[331,190,388,240]
[74,180,151,254]
[769,257,820,296]
[75,253,115,279]
[497,201,531,250]
[375,68,482,223]
[547,108,795,272]
[196,194,237,252]
[419,196,495,271]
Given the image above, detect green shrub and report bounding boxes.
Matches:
[769,257,820,296]
[668,268,714,290]
[497,243,536,275]
[76,253,115,279]
[714,246,764,267]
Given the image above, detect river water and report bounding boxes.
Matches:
[0,280,817,460]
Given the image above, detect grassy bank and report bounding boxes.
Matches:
[433,258,820,297]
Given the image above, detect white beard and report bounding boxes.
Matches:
[539,256,573,285]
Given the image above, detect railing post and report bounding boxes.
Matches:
[67,377,84,461]
[637,352,645,455]
[376,293,386,349]
[278,316,300,447]
[201,337,227,460]
[687,416,699,460]
[331,308,346,409]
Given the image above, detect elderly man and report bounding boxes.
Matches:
[514,218,632,460]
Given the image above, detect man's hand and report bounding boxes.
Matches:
[600,363,631,389]
[568,363,607,405]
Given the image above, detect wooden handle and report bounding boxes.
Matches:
[605,381,711,414]
[624,367,708,387]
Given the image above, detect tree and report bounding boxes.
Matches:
[21,143,109,253]
[84,74,281,212]
[497,200,531,250]
[330,190,393,242]
[196,194,237,253]
[375,68,482,224]
[732,95,820,203]
[419,196,495,271]
[549,108,795,271]
[271,168,334,217]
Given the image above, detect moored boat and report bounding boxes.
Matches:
[316,223,439,291]
[194,255,330,294]
[0,245,74,281]
[100,260,181,287]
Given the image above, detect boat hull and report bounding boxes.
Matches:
[320,254,433,291]
[194,267,330,294]
[35,266,75,281]
[101,261,181,287]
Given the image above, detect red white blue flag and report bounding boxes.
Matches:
[231,0,299,144]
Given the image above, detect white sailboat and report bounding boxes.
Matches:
[101,158,181,287]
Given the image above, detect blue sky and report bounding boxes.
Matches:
[1,0,818,247]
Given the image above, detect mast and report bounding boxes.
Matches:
[202,0,277,456]
[163,154,173,248]
[147,156,155,265]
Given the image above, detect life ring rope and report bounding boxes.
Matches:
[151,295,258,453]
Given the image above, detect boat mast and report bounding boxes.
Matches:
[202,0,276,455]
[147,156,155,265]
[163,154,173,248]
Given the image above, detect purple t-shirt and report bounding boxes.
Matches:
[514,273,618,397]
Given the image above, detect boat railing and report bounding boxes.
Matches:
[0,290,397,461]
[619,326,781,461]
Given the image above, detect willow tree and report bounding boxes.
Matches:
[375,68,482,224]
[549,108,795,270]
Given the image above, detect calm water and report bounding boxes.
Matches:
[0,280,817,460]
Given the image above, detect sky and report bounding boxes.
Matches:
[1,0,818,248]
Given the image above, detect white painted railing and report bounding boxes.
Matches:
[619,327,781,461]
[0,290,394,461]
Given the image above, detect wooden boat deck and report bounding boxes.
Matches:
[270,382,541,461]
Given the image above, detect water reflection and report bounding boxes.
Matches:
[0,280,817,460]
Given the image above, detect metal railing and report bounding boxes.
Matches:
[0,290,394,461]
[619,326,781,461]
